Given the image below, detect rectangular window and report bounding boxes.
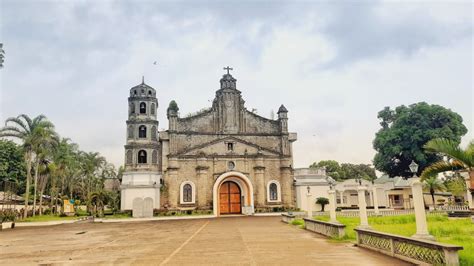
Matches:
[227,142,234,151]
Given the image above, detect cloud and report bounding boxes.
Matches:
[0,1,472,169]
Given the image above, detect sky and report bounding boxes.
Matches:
[0,0,472,169]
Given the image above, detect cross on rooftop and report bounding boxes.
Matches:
[223,66,233,75]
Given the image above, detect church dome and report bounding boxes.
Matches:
[130,77,156,98]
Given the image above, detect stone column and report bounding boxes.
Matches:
[167,157,179,209]
[357,186,371,229]
[411,178,435,240]
[254,167,265,208]
[339,191,344,206]
[372,185,380,215]
[196,157,209,208]
[280,166,293,207]
[306,189,313,218]
[328,189,338,223]
[464,174,473,209]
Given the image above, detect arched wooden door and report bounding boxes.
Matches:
[219,181,241,214]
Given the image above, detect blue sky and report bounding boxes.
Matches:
[0,0,472,168]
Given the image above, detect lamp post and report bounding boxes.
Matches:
[306,186,312,218]
[410,160,435,241]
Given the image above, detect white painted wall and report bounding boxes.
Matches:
[120,171,161,210]
[295,185,330,211]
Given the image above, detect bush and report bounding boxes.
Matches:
[291,219,304,226]
[0,209,19,222]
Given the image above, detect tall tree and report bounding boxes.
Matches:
[423,176,446,208]
[421,138,474,192]
[0,114,56,218]
[0,140,26,186]
[310,160,342,180]
[373,102,467,178]
[310,160,376,181]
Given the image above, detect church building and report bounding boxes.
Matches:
[121,68,297,216]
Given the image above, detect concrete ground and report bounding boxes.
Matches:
[0,216,409,265]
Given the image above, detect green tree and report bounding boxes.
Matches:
[0,140,26,186]
[310,160,342,180]
[423,176,446,208]
[316,197,329,211]
[340,163,377,181]
[310,160,376,181]
[373,102,467,178]
[0,114,56,218]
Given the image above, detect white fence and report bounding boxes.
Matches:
[312,209,451,217]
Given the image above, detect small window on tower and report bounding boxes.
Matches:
[140,102,146,114]
[148,90,152,95]
[134,90,137,95]
[227,142,234,151]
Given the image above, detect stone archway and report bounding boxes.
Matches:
[213,171,254,216]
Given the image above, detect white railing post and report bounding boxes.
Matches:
[357,185,371,229]
[306,189,313,218]
[328,189,338,223]
[411,178,435,241]
[373,184,380,215]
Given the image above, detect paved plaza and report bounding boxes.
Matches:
[0,216,409,265]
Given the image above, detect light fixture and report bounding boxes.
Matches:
[409,160,419,174]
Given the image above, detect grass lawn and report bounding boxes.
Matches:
[19,214,78,223]
[315,214,474,266]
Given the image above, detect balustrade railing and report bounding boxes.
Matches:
[303,218,345,238]
[355,228,463,265]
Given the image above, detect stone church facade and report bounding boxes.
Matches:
[121,70,297,216]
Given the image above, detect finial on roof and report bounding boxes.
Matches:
[141,76,145,84]
[277,104,288,113]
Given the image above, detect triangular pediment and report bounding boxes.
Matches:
[177,136,280,156]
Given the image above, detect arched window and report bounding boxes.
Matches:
[126,150,132,164]
[270,183,278,201]
[151,103,155,115]
[138,150,147,164]
[139,125,147,138]
[140,102,146,114]
[267,181,281,202]
[183,184,192,203]
[148,90,152,96]
[180,181,196,204]
[151,126,157,140]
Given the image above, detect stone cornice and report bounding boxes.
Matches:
[126,119,159,125]
[167,131,287,137]
[124,143,160,149]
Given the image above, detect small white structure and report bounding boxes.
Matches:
[294,168,333,211]
[335,179,384,208]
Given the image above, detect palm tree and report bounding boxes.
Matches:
[422,138,473,190]
[89,190,110,217]
[422,176,446,208]
[32,129,58,216]
[0,114,56,218]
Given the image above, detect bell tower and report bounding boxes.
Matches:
[120,77,161,213]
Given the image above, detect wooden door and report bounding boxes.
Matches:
[219,181,241,214]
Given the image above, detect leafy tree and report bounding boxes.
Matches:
[0,114,57,218]
[316,197,329,211]
[444,175,467,198]
[310,160,342,180]
[0,140,26,186]
[310,160,376,181]
[373,102,467,178]
[421,138,473,180]
[340,163,376,181]
[423,176,446,208]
